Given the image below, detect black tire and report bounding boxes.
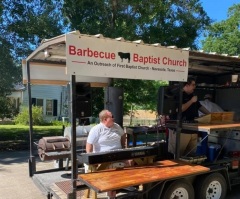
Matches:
[195,172,227,199]
[161,180,195,199]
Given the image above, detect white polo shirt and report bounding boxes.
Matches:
[87,122,124,152]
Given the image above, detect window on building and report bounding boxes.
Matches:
[36,99,43,107]
[46,99,53,116]
[32,98,43,107]
[9,97,16,108]
[32,98,57,116]
[32,98,43,113]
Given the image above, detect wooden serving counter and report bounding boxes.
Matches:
[166,122,240,134]
[78,160,209,192]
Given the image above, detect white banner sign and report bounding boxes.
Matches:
[66,34,189,81]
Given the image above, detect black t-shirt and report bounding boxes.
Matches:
[182,92,201,121]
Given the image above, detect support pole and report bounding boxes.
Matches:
[27,61,36,176]
[70,75,77,199]
[175,82,183,160]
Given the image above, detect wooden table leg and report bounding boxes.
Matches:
[84,163,111,198]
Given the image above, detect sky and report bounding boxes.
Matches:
[200,0,240,22]
[197,0,240,47]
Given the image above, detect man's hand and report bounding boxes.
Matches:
[191,96,198,103]
[182,95,198,112]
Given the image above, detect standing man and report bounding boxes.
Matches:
[168,77,210,157]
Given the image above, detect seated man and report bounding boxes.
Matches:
[86,109,125,153]
[86,109,126,199]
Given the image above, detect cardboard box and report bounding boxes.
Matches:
[195,112,234,124]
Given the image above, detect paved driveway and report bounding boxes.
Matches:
[0,150,52,199]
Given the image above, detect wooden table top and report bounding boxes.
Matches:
[166,122,240,134]
[78,160,209,192]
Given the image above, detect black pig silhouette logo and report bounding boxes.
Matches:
[118,52,130,63]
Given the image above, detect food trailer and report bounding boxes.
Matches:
[24,31,240,199]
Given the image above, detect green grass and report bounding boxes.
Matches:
[0,125,63,151]
[0,124,166,150]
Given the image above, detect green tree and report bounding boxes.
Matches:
[0,0,66,117]
[202,4,240,55]
[113,79,168,114]
[63,0,210,48]
[1,0,66,60]
[0,38,20,96]
[0,97,18,120]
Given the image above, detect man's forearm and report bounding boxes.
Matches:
[86,143,93,153]
[182,100,193,112]
[121,134,126,148]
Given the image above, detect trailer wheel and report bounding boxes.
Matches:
[161,180,194,199]
[195,173,227,199]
